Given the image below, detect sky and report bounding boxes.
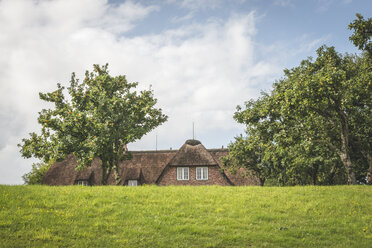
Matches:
[0,0,371,184]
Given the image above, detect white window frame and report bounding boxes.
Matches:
[196,167,208,180]
[128,180,138,186]
[177,167,189,180]
[77,180,89,186]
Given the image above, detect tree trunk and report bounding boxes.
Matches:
[113,143,128,185]
[101,161,107,185]
[338,110,357,185]
[101,160,112,185]
[113,162,122,185]
[328,163,337,185]
[258,177,265,186]
[312,163,319,185]
[339,151,356,184]
[365,152,372,185]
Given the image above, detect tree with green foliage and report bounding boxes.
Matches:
[348,13,372,54]
[19,64,167,185]
[272,46,370,185]
[348,14,372,184]
[22,161,54,185]
[224,14,371,185]
[224,86,347,186]
[222,96,277,186]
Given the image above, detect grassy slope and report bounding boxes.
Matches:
[0,185,371,248]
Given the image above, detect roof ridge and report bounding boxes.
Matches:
[129,148,228,153]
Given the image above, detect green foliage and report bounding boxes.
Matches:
[0,185,371,247]
[222,97,277,186]
[22,162,53,185]
[348,13,372,54]
[226,15,371,185]
[19,64,167,184]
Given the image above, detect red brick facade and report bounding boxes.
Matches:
[157,165,231,186]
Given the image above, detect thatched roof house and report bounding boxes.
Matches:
[42,139,259,186]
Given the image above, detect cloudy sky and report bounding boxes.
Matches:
[0,0,371,184]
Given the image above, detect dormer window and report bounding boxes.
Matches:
[128,180,138,186]
[76,180,89,186]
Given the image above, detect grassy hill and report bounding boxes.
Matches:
[0,185,371,247]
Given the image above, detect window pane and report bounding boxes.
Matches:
[177,168,182,180]
[196,168,201,180]
[184,168,189,180]
[203,167,208,179]
[128,180,137,186]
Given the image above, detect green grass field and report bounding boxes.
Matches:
[0,185,371,247]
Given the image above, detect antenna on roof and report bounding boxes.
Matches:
[192,122,195,140]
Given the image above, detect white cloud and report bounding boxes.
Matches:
[171,12,195,23]
[167,0,223,10]
[0,0,294,184]
[99,1,160,33]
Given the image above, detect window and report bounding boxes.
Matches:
[177,167,189,180]
[128,180,138,186]
[196,167,208,180]
[77,180,89,186]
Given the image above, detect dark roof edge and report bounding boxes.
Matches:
[155,164,168,184]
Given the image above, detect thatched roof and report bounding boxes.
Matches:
[106,166,142,185]
[43,150,177,185]
[168,139,218,166]
[42,140,259,186]
[42,154,76,185]
[156,140,231,184]
[117,150,177,184]
[75,164,94,180]
[42,154,102,185]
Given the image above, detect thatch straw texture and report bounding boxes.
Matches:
[42,140,259,186]
[168,140,217,166]
[42,154,101,185]
[43,151,177,185]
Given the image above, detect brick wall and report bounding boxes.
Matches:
[158,165,231,186]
